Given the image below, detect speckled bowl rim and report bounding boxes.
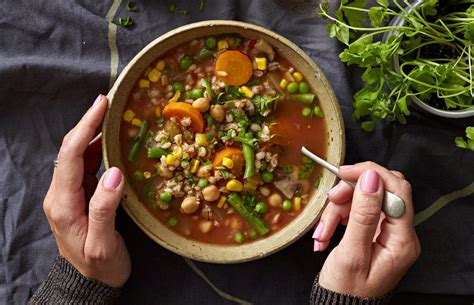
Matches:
[103,20,345,264]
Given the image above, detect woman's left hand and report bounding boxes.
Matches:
[43,95,131,288]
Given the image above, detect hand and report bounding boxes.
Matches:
[43,95,131,288]
[314,162,420,297]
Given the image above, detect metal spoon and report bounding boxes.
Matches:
[301,146,406,218]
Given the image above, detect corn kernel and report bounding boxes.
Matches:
[255,57,267,70]
[155,106,161,117]
[196,133,209,146]
[156,60,166,71]
[148,69,161,83]
[226,179,243,192]
[218,40,229,50]
[165,154,177,165]
[292,71,303,82]
[143,171,152,179]
[239,86,254,98]
[217,195,227,208]
[123,109,135,122]
[131,118,142,127]
[279,79,288,90]
[139,79,150,88]
[222,157,234,169]
[190,159,200,173]
[172,146,183,158]
[294,197,302,212]
[244,175,260,192]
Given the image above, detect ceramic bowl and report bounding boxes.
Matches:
[103,20,345,263]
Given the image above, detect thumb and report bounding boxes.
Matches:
[86,167,124,255]
[340,170,384,256]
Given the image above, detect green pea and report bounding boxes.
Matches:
[298,81,309,93]
[198,178,208,188]
[260,161,268,171]
[234,231,244,243]
[302,107,312,117]
[168,217,178,227]
[190,88,204,99]
[313,106,323,117]
[287,82,298,93]
[173,82,185,92]
[282,199,292,211]
[254,202,268,214]
[261,171,274,183]
[133,171,144,181]
[205,36,217,49]
[160,192,172,203]
[179,55,193,70]
[248,230,257,239]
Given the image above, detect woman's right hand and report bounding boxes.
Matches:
[314,162,421,298]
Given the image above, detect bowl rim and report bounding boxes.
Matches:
[382,0,474,118]
[103,20,346,263]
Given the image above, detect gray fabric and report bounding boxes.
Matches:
[1,0,473,304]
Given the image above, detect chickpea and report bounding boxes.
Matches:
[199,220,213,233]
[181,196,199,214]
[158,164,173,179]
[202,185,220,202]
[192,97,210,112]
[268,193,282,207]
[210,105,225,122]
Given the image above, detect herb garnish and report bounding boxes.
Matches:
[298,156,316,180]
[118,16,134,27]
[455,126,474,152]
[251,95,280,116]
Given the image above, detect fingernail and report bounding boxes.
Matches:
[361,170,379,193]
[313,240,320,252]
[339,165,353,171]
[103,167,122,190]
[327,184,339,196]
[93,94,104,107]
[312,222,324,240]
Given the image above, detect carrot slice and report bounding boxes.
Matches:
[212,147,243,168]
[162,102,204,132]
[215,50,253,86]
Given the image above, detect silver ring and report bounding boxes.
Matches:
[53,158,59,168]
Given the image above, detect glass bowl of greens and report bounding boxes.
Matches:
[383,0,474,118]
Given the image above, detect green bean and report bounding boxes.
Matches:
[242,132,255,179]
[228,193,270,235]
[291,93,315,104]
[128,120,149,163]
[147,147,168,158]
[195,48,214,62]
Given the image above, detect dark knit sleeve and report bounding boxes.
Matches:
[29,256,121,305]
[310,274,394,305]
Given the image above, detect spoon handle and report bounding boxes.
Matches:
[301,147,405,218]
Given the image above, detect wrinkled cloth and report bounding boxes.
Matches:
[1,0,473,304]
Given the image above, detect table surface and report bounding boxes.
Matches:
[1,0,473,304]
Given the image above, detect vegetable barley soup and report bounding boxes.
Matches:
[121,34,327,245]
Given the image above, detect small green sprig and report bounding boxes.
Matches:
[455,126,474,151]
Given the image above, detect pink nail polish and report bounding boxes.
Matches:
[103,167,122,190]
[312,222,324,240]
[361,170,379,193]
[327,184,339,196]
[339,165,353,171]
[313,240,320,252]
[93,94,104,107]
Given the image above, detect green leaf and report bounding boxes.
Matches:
[466,127,474,140]
[464,22,474,43]
[368,7,388,27]
[361,121,375,132]
[376,0,389,8]
[455,127,474,152]
[397,96,411,116]
[327,23,349,45]
[336,0,368,28]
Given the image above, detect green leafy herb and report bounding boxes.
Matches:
[219,169,231,179]
[225,86,242,98]
[251,95,280,116]
[118,16,134,27]
[126,1,139,12]
[455,126,474,152]
[319,1,474,134]
[298,156,316,180]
